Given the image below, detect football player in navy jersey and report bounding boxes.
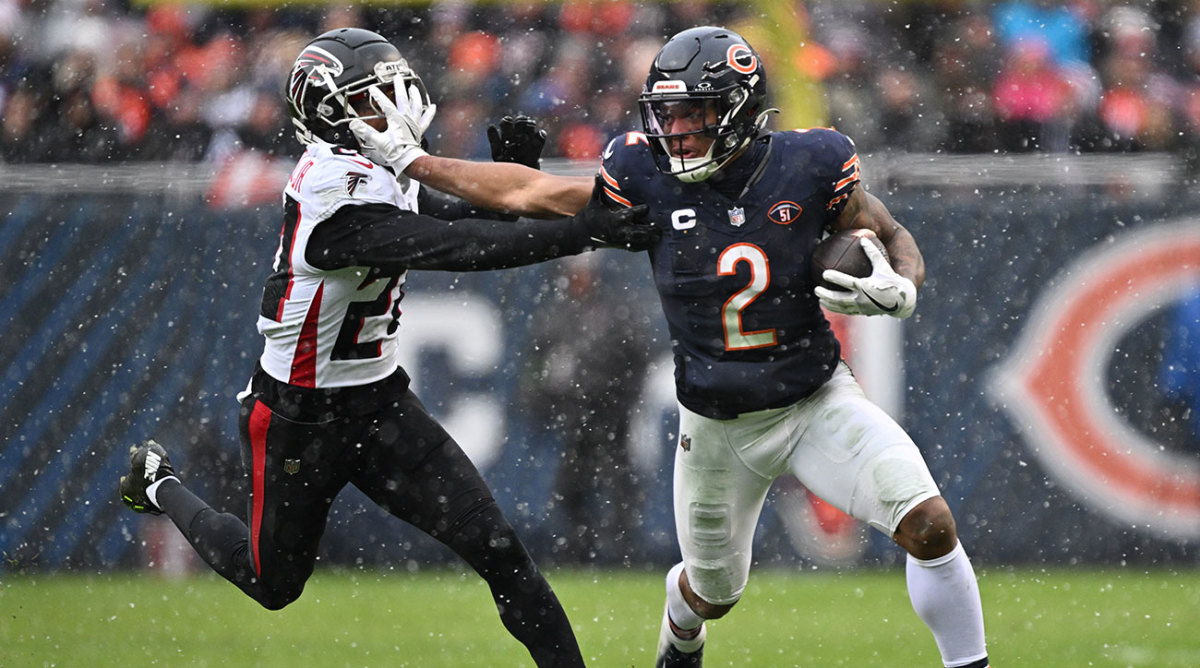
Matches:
[117,28,654,668]
[604,27,988,668]
[353,24,990,668]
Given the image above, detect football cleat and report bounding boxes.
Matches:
[119,440,177,515]
[656,643,704,668]
[656,616,705,668]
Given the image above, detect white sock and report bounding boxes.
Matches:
[657,562,706,655]
[665,562,704,632]
[145,476,180,510]
[658,607,706,655]
[906,542,988,667]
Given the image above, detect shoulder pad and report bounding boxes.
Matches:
[286,144,397,218]
[599,132,655,208]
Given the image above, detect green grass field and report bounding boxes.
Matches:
[3,566,1198,667]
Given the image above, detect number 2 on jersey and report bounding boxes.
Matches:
[718,243,777,351]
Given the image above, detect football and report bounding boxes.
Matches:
[811,229,888,290]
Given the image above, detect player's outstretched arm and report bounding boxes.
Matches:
[307,181,654,274]
[406,156,593,219]
[350,82,592,218]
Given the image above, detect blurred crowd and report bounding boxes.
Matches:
[3,0,1200,166]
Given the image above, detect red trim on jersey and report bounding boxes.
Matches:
[276,278,295,321]
[276,203,302,321]
[247,401,272,577]
[373,282,394,358]
[290,281,324,387]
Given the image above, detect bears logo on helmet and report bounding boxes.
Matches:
[726,44,757,74]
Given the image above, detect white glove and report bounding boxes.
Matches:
[349,80,437,174]
[815,237,917,318]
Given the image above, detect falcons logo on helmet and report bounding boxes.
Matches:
[289,45,344,100]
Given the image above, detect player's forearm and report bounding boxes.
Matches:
[839,189,925,289]
[393,216,592,271]
[309,208,591,273]
[405,156,591,218]
[882,227,925,289]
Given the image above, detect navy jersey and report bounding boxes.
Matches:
[600,128,861,419]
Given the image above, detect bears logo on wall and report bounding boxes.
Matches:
[990,218,1200,539]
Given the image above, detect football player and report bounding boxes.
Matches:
[353,24,990,668]
[117,27,653,668]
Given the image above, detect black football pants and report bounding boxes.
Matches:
[156,385,583,668]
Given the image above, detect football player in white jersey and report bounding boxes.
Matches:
[118,28,653,668]
[349,25,990,668]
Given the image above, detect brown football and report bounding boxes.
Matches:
[811,229,888,290]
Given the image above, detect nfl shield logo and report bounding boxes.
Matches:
[283,458,301,475]
[679,434,692,452]
[728,207,746,227]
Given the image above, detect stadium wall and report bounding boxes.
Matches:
[1,155,1197,572]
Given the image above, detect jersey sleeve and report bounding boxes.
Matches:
[807,128,861,219]
[417,184,519,222]
[598,131,655,209]
[305,203,590,273]
[285,145,409,222]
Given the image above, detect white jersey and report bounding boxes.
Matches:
[256,143,419,389]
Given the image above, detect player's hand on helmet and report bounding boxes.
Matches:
[572,176,658,251]
[815,237,917,318]
[487,115,547,169]
[349,80,437,174]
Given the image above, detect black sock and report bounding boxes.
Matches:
[445,504,584,668]
[155,481,281,606]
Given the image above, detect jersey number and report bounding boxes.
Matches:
[718,243,777,351]
[332,275,402,360]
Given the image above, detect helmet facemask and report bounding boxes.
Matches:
[318,60,427,135]
[639,82,758,183]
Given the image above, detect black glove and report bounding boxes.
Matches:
[572,175,658,251]
[487,115,547,169]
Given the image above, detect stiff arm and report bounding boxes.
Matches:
[405,156,593,219]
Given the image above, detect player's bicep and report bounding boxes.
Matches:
[830,189,893,240]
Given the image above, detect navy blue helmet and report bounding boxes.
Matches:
[638,26,770,182]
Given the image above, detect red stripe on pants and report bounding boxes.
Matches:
[247,401,272,577]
